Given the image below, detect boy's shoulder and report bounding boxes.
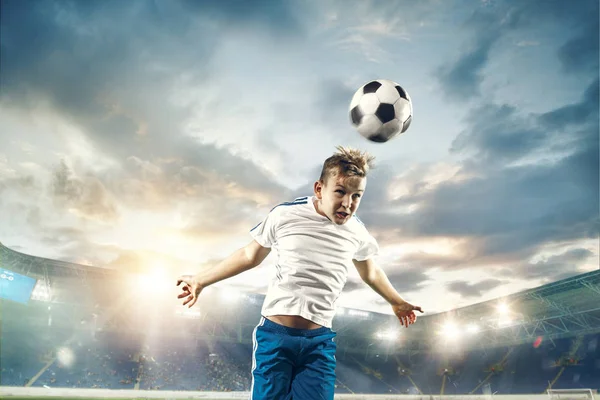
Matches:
[267,196,312,219]
[269,196,310,212]
[349,213,373,237]
[352,213,367,227]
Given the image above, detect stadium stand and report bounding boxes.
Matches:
[1,241,599,396]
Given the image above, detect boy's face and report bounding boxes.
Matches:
[314,171,366,225]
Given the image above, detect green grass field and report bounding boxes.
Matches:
[1,397,194,400]
[1,396,242,400]
[0,388,243,400]
[0,387,245,400]
[2,398,156,400]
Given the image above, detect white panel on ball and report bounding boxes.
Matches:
[358,93,380,115]
[393,98,412,123]
[379,119,401,138]
[350,88,363,109]
[357,114,382,138]
[375,82,401,104]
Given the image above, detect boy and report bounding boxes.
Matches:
[176,146,423,399]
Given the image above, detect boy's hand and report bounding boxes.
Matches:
[176,275,204,308]
[392,301,423,328]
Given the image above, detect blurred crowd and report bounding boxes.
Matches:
[1,329,599,394]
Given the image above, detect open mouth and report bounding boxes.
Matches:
[336,212,349,218]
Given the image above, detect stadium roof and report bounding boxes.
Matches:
[335,269,600,355]
[1,241,123,305]
[0,241,120,278]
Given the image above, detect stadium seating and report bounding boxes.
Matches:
[2,323,598,394]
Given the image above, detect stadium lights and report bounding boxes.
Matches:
[466,323,480,334]
[375,330,399,341]
[31,281,50,302]
[348,309,370,318]
[440,322,460,340]
[433,321,483,339]
[219,287,243,304]
[175,308,201,318]
[56,346,75,367]
[497,302,509,314]
[137,267,170,294]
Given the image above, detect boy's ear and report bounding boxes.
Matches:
[314,180,323,199]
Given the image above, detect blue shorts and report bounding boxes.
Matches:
[250,316,337,400]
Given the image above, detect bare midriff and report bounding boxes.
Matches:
[266,315,323,330]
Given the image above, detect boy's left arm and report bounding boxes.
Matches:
[353,258,423,327]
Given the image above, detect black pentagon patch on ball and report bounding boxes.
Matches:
[395,85,408,100]
[369,134,388,143]
[375,103,395,123]
[363,81,382,94]
[350,106,363,125]
[401,115,412,133]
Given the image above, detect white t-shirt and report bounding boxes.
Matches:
[249,195,379,328]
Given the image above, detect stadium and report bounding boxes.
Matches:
[1,241,598,400]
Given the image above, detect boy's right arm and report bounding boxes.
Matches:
[196,239,271,287]
[176,240,271,307]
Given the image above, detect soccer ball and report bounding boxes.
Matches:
[349,79,413,143]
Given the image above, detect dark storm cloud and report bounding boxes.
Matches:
[179,0,308,38]
[41,227,105,266]
[0,0,306,102]
[556,21,599,75]
[355,76,598,278]
[383,266,431,294]
[392,251,467,271]
[172,138,288,198]
[436,0,598,100]
[0,170,46,233]
[342,265,430,298]
[436,10,502,99]
[51,160,119,222]
[0,175,35,196]
[0,0,291,200]
[499,248,595,282]
[446,279,505,298]
[449,77,598,163]
[313,79,358,138]
[342,278,366,293]
[40,227,88,248]
[0,166,108,262]
[180,195,270,239]
[0,0,307,109]
[450,103,548,164]
[510,0,599,75]
[52,160,83,202]
[0,0,190,114]
[538,79,599,130]
[339,255,432,296]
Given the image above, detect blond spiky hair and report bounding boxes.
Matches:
[319,145,376,182]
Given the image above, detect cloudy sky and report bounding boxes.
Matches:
[1,0,598,315]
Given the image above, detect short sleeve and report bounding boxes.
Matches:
[249,208,280,248]
[353,232,379,261]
